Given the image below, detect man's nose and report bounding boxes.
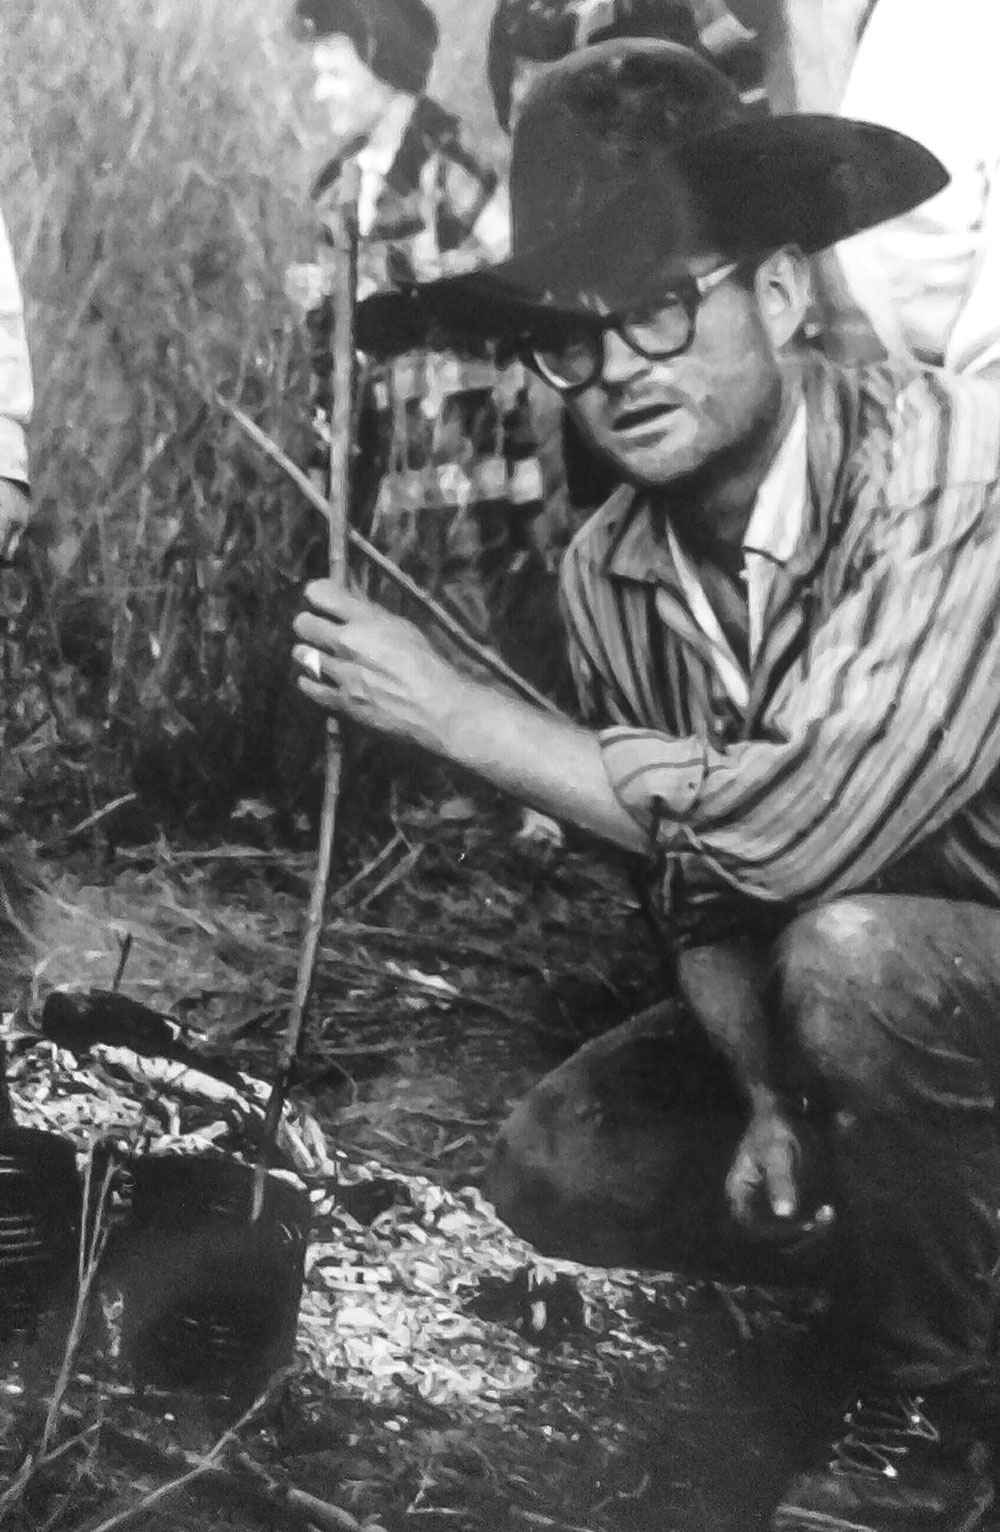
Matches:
[600,328,647,389]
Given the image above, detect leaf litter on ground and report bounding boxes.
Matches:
[0,809,830,1531]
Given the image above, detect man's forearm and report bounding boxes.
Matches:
[438,674,648,854]
[675,940,782,1108]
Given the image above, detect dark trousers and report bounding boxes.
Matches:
[485,895,1000,1392]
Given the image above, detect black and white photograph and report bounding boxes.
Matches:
[0,2,998,1528]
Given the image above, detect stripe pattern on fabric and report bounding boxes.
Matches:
[560,353,1000,909]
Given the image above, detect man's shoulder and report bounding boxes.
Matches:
[890,367,1000,495]
[803,352,1000,507]
[407,95,461,153]
[563,484,637,576]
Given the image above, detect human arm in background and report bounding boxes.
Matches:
[0,210,32,560]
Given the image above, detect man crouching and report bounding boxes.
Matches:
[293,37,1000,1532]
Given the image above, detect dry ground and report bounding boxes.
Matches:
[0,792,845,1532]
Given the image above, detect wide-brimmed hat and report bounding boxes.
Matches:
[356,38,947,354]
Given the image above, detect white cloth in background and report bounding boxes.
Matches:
[783,0,873,111]
[0,209,32,485]
[827,0,1000,377]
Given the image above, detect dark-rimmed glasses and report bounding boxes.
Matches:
[527,259,741,393]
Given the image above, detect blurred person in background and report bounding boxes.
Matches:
[488,0,765,137]
[0,207,32,562]
[774,0,1000,377]
[286,0,554,705]
[0,202,38,989]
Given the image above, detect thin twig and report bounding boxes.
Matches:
[256,171,359,1186]
[331,830,405,905]
[715,1284,755,1342]
[85,1421,366,1532]
[79,1371,290,1532]
[39,793,138,851]
[0,1146,117,1519]
[113,843,293,864]
[35,1421,105,1532]
[357,843,422,910]
[41,1151,116,1460]
[321,921,549,976]
[217,396,561,716]
[111,932,132,993]
[514,1516,604,1532]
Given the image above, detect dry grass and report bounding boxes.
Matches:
[0,0,507,828]
[0,0,320,819]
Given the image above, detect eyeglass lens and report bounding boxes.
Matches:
[532,293,696,389]
[532,332,602,390]
[623,294,692,357]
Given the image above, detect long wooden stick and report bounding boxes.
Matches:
[217,397,561,716]
[258,170,361,1160]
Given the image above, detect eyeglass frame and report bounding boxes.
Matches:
[524,258,744,394]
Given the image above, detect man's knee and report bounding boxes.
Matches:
[482,1002,743,1267]
[774,898,915,1092]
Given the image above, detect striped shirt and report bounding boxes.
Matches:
[560,351,1000,918]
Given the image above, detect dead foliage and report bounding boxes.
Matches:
[0,811,838,1532]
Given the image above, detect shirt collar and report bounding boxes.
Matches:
[741,402,808,566]
[355,94,416,184]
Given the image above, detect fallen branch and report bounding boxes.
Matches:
[218,396,561,716]
[357,843,422,911]
[323,921,549,977]
[78,1371,292,1532]
[514,1512,603,1532]
[39,794,138,852]
[75,1407,367,1532]
[331,830,406,905]
[112,844,295,864]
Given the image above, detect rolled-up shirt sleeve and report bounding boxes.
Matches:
[597,477,1000,905]
[0,210,32,486]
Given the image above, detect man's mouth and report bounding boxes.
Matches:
[613,403,680,433]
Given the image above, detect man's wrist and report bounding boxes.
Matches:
[746,1083,785,1117]
[432,670,501,760]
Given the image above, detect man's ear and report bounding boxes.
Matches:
[754,246,812,349]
